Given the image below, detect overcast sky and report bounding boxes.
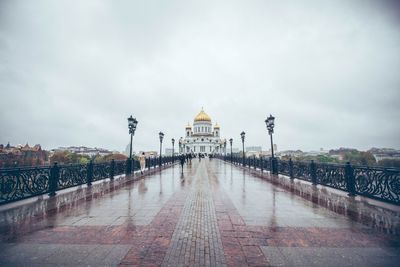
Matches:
[0,0,399,153]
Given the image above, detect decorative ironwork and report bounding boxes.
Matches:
[0,156,176,205]
[278,160,290,176]
[291,161,311,182]
[218,155,400,205]
[115,160,126,176]
[93,163,110,182]
[0,166,50,203]
[354,166,400,204]
[58,164,87,190]
[314,163,347,191]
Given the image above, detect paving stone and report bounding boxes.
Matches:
[261,247,400,267]
[162,161,226,267]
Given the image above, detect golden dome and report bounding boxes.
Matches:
[194,109,211,122]
[185,122,192,128]
[214,122,220,128]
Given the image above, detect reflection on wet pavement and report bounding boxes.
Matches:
[209,160,362,228]
[0,159,399,266]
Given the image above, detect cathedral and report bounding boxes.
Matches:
[179,109,226,156]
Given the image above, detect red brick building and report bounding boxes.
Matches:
[0,143,49,168]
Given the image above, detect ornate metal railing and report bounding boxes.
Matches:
[218,155,400,205]
[0,156,175,205]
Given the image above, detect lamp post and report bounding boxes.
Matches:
[240,131,245,166]
[223,140,227,159]
[229,138,233,162]
[172,138,175,162]
[265,114,276,174]
[159,132,164,166]
[127,115,138,174]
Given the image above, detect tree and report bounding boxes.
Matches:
[50,151,71,164]
[50,151,91,165]
[94,153,127,163]
[343,151,376,166]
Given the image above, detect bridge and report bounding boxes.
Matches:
[0,158,399,266]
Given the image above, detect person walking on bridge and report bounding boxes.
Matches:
[139,152,146,174]
[188,153,192,164]
[179,154,186,173]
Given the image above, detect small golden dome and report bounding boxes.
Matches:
[214,122,220,129]
[194,108,211,122]
[185,122,192,128]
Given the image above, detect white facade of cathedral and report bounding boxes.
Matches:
[179,109,226,155]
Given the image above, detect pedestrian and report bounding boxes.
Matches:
[179,154,186,173]
[139,152,146,174]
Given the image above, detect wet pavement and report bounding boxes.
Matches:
[0,159,399,266]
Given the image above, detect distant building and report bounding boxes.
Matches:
[276,150,303,158]
[53,146,112,157]
[0,142,48,168]
[246,146,262,152]
[303,150,329,156]
[180,109,226,155]
[368,148,400,162]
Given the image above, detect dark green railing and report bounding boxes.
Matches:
[0,156,175,204]
[218,155,400,205]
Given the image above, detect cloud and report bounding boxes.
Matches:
[1,0,399,152]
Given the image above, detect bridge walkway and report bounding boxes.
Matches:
[0,159,399,266]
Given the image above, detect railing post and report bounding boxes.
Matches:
[260,156,263,172]
[310,160,317,185]
[273,158,278,174]
[345,162,356,196]
[270,157,273,174]
[87,161,93,186]
[289,158,294,179]
[48,162,59,197]
[110,159,115,180]
[126,158,131,175]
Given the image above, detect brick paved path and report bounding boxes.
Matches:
[162,160,226,266]
[0,159,399,266]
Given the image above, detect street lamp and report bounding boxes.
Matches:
[127,115,138,174]
[229,138,233,162]
[223,140,227,159]
[240,131,245,166]
[172,138,175,162]
[265,114,277,174]
[159,132,164,166]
